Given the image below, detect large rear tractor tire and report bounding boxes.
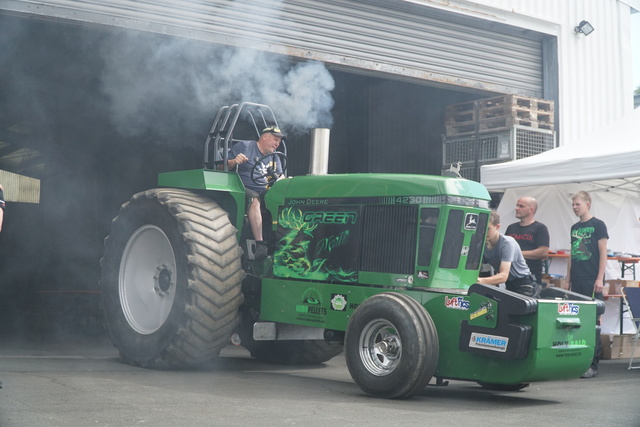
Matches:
[100,188,244,368]
[345,293,439,399]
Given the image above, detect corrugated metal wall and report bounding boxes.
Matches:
[1,0,634,146]
[0,0,546,96]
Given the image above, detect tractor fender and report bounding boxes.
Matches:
[158,169,246,232]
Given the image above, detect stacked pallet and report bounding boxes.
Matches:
[445,95,554,137]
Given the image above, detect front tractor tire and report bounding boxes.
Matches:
[100,188,244,368]
[345,293,439,399]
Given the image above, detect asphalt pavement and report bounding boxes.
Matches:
[1,326,639,427]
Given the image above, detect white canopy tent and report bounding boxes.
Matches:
[481,107,640,195]
[481,107,640,258]
[481,108,640,334]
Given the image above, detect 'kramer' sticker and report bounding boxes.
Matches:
[469,332,509,352]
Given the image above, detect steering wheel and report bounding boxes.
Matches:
[250,152,288,187]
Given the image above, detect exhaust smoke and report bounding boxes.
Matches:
[99,37,335,139]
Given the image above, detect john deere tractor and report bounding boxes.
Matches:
[100,102,603,399]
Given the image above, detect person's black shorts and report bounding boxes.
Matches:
[245,189,266,205]
[570,278,605,302]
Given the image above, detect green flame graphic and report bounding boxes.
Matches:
[273,207,357,282]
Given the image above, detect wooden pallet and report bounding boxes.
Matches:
[480,95,553,112]
[446,116,555,137]
[444,95,555,136]
[445,107,554,126]
[446,94,554,115]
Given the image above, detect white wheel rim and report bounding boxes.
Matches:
[359,319,402,376]
[119,225,177,334]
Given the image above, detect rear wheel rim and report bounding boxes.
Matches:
[119,225,177,334]
[359,319,402,376]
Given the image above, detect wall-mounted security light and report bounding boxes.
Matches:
[574,20,595,36]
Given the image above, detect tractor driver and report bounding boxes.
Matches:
[227,126,286,261]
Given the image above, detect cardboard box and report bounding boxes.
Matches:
[600,334,639,359]
[549,279,569,290]
[605,280,625,295]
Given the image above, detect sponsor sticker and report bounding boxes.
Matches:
[296,287,327,320]
[330,293,347,311]
[470,307,488,320]
[552,339,587,349]
[470,301,494,320]
[469,332,509,352]
[444,296,470,310]
[558,302,580,315]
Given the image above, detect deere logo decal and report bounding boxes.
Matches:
[464,213,479,230]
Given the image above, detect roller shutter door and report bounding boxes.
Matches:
[0,0,545,96]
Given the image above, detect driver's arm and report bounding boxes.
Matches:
[228,153,248,169]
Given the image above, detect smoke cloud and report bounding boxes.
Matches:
[99,35,335,138]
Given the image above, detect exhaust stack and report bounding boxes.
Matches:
[308,128,330,175]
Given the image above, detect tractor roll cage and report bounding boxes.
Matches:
[203,102,287,171]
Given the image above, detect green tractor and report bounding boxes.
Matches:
[100,102,603,399]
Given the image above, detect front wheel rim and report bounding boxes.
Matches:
[358,319,402,376]
[119,225,177,334]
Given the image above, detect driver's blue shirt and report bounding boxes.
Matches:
[228,140,283,193]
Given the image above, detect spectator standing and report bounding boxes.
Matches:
[505,196,550,283]
[568,190,608,379]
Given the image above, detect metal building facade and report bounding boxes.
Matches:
[0,0,548,96]
[437,0,637,145]
[0,0,635,146]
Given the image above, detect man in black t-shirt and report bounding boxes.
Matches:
[568,190,608,379]
[505,196,550,283]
